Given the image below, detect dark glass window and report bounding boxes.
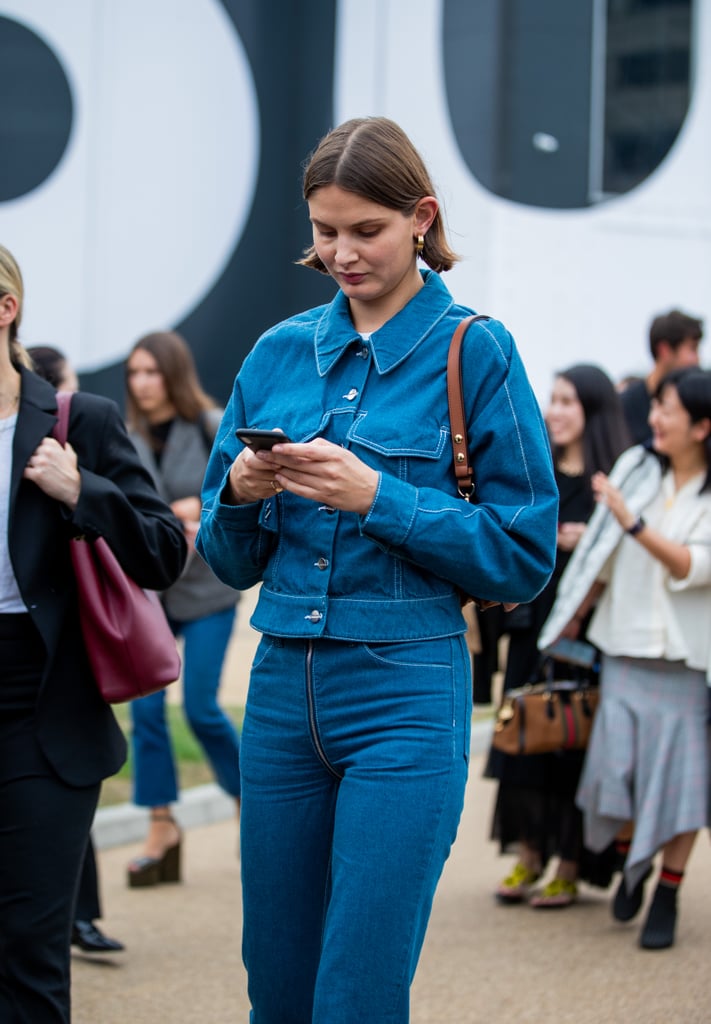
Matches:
[443,0,693,209]
[603,0,692,196]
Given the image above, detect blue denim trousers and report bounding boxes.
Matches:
[131,606,240,805]
[241,633,471,1024]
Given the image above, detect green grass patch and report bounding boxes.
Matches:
[99,704,244,808]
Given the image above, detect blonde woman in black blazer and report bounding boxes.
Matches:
[0,244,186,1022]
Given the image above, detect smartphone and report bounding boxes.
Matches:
[541,637,597,669]
[235,428,292,451]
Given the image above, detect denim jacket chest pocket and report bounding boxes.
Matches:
[347,413,451,485]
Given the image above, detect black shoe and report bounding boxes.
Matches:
[612,868,651,922]
[71,920,125,953]
[639,884,678,950]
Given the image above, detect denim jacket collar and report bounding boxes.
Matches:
[314,270,455,377]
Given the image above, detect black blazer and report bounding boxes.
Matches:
[8,368,187,786]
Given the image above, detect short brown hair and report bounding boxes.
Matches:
[298,117,459,274]
[649,309,703,359]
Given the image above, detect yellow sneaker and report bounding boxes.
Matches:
[495,862,541,904]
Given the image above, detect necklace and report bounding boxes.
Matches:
[557,457,584,477]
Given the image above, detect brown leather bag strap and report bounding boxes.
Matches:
[446,314,490,501]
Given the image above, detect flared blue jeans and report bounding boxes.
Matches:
[240,633,471,1024]
[131,606,240,806]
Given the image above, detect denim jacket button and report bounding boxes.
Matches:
[314,557,329,571]
[305,610,323,623]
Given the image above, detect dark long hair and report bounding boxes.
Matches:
[125,331,216,440]
[555,363,631,481]
[653,367,711,493]
[27,345,68,388]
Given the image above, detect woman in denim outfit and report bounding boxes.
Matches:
[197,117,558,1023]
[125,332,241,886]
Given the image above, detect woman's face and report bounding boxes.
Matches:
[649,383,708,461]
[546,376,585,449]
[307,184,436,327]
[126,348,174,422]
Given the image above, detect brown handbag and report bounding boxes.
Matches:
[491,676,600,756]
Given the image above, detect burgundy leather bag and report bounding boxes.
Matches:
[53,392,181,703]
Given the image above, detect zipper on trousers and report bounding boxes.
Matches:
[305,641,342,779]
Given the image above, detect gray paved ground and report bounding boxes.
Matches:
[72,590,711,1022]
[75,748,711,1024]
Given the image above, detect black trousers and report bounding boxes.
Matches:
[0,614,100,1023]
[75,838,102,922]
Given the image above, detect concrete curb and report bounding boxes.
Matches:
[93,718,494,850]
[92,783,237,850]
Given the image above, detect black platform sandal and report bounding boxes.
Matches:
[127,812,182,888]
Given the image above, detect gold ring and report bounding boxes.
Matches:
[270,480,284,494]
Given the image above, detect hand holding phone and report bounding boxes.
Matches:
[235,428,292,451]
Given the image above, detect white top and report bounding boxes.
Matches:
[0,413,26,613]
[588,468,711,675]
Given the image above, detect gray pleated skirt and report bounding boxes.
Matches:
[576,654,709,891]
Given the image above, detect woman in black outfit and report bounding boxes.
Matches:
[487,364,630,907]
[0,244,186,1021]
[27,344,125,956]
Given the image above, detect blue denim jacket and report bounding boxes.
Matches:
[197,271,557,641]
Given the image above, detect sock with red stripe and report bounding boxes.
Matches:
[659,866,684,889]
[640,866,683,950]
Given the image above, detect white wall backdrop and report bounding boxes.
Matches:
[0,0,258,370]
[1,0,708,405]
[334,0,711,404]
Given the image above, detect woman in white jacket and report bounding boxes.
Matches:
[540,366,711,951]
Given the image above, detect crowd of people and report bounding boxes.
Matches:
[1,111,710,1021]
[480,307,711,954]
[486,363,630,909]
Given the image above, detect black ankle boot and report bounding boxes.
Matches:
[639,883,678,950]
[612,868,651,922]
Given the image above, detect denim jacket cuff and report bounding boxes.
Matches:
[203,474,262,528]
[359,471,418,546]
